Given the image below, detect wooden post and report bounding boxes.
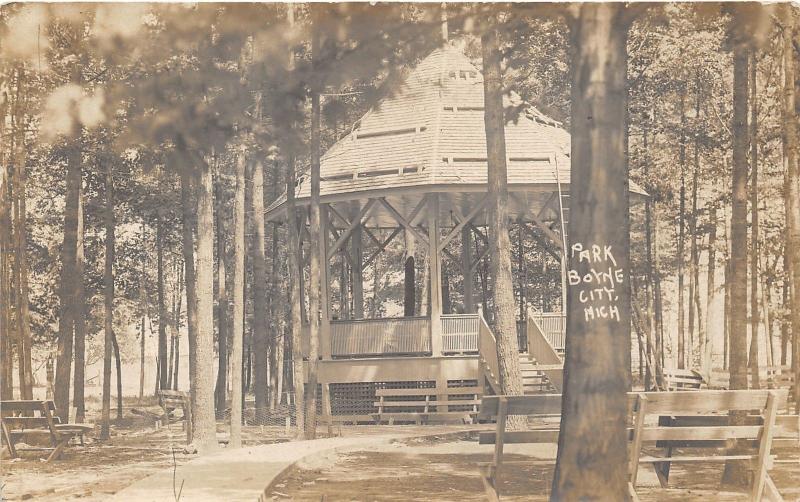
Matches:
[461,225,475,313]
[320,205,332,359]
[351,203,364,319]
[429,194,443,356]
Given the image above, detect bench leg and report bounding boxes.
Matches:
[46,438,70,462]
[763,473,784,502]
[1,421,18,458]
[479,465,500,502]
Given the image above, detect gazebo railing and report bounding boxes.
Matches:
[299,312,563,359]
[331,317,431,357]
[441,314,479,353]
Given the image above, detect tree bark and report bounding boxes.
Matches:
[55,135,81,423]
[250,158,269,419]
[286,151,305,434]
[215,171,229,416]
[73,191,86,421]
[230,146,246,448]
[552,5,632,499]
[404,256,416,316]
[180,171,198,440]
[690,77,703,370]
[780,6,800,411]
[703,205,717,382]
[12,94,33,401]
[112,329,122,420]
[721,26,751,486]
[481,21,523,405]
[139,222,147,401]
[305,4,322,439]
[748,49,760,389]
[193,163,218,453]
[677,86,687,369]
[157,211,168,391]
[100,159,115,439]
[0,144,12,400]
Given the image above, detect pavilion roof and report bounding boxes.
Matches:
[267,45,642,220]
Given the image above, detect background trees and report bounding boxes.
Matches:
[0,3,798,460]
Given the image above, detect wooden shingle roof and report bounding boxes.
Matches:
[267,46,642,222]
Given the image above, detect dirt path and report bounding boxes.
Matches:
[270,434,800,501]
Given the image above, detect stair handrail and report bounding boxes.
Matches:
[477,307,501,392]
[526,306,564,392]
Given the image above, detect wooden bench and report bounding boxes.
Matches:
[1,400,93,462]
[157,390,192,442]
[373,387,481,425]
[629,389,788,501]
[478,390,789,501]
[663,368,706,391]
[477,394,563,501]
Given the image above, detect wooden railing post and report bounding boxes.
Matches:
[429,194,443,357]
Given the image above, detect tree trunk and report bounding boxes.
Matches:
[0,161,14,401]
[173,262,183,391]
[286,141,305,435]
[481,21,523,406]
[269,218,283,409]
[157,212,168,391]
[552,5,632,499]
[180,171,198,440]
[721,29,751,486]
[305,5,322,439]
[230,146,246,448]
[250,158,269,420]
[139,222,147,401]
[215,171,229,416]
[748,49,760,389]
[100,160,115,440]
[12,113,33,401]
[690,78,703,369]
[780,5,800,412]
[0,149,12,400]
[55,135,81,423]
[643,122,660,389]
[193,164,218,454]
[703,205,717,381]
[677,87,687,369]
[404,256,416,316]
[73,192,86,421]
[112,329,122,420]
[781,251,789,366]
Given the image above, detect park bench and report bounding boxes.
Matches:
[1,400,93,462]
[477,394,563,501]
[663,368,706,391]
[478,390,790,501]
[157,390,192,442]
[373,386,481,425]
[629,389,788,501]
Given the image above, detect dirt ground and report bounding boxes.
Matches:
[0,397,292,501]
[269,433,800,502]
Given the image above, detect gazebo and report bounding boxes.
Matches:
[267,46,642,418]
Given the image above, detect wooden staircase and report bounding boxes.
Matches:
[519,353,562,394]
[477,309,565,395]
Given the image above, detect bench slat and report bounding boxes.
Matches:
[374,400,482,407]
[478,394,562,419]
[642,389,787,414]
[640,425,763,442]
[479,429,560,445]
[374,387,478,397]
